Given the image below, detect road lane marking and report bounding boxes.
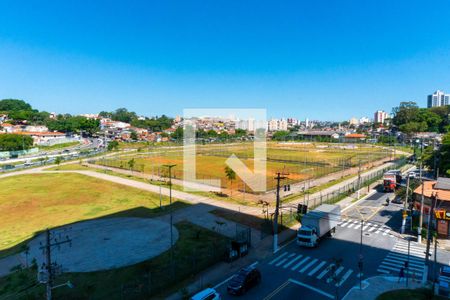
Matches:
[269,252,288,265]
[335,266,344,276]
[384,255,424,266]
[317,263,334,279]
[368,224,377,232]
[276,253,296,267]
[308,261,326,276]
[381,260,424,271]
[263,280,290,300]
[347,222,356,229]
[291,256,310,271]
[339,220,351,227]
[337,269,354,286]
[382,228,390,235]
[378,264,423,275]
[289,279,334,299]
[385,253,424,263]
[283,254,303,269]
[300,258,318,273]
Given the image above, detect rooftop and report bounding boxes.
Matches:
[414,178,450,201]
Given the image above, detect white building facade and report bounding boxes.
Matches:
[428,90,450,108]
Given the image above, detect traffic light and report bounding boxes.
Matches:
[358,260,363,270]
[297,204,308,214]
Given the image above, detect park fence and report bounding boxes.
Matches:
[303,158,408,210]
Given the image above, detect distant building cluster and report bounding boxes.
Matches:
[0,117,68,146]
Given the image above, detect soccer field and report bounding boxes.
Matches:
[97,142,390,191]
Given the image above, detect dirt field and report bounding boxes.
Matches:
[98,142,389,191]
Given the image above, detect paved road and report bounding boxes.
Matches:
[214,186,450,300]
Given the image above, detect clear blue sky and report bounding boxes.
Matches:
[1,0,450,121]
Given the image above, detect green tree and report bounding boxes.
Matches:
[399,122,427,134]
[0,134,33,151]
[0,99,32,111]
[128,158,136,172]
[130,131,138,141]
[172,127,184,140]
[224,166,236,196]
[392,101,420,126]
[54,156,62,166]
[272,131,290,141]
[422,132,450,178]
[107,140,119,151]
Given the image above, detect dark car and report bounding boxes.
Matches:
[227,266,261,295]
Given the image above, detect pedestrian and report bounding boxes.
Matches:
[398,267,405,283]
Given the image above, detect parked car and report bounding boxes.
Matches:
[191,288,221,300]
[227,266,261,295]
[408,172,416,179]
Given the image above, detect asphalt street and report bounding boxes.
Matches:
[215,185,450,299]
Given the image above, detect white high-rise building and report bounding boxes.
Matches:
[374,110,389,124]
[428,90,450,108]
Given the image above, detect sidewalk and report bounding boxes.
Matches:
[342,275,425,300]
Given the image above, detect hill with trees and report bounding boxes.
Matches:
[392,101,450,134]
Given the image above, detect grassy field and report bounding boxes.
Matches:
[0,173,187,254]
[97,142,390,191]
[37,141,80,151]
[0,221,229,299]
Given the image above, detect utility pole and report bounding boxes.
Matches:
[163,164,176,266]
[45,229,52,300]
[433,238,439,293]
[40,228,72,300]
[401,175,410,234]
[273,172,287,253]
[425,194,437,277]
[418,158,424,243]
[358,219,364,290]
[357,160,362,199]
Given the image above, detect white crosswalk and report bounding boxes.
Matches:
[267,251,355,287]
[377,239,430,278]
[338,219,395,237]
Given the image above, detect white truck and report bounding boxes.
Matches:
[297,204,341,247]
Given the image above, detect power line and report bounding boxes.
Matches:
[39,228,72,300]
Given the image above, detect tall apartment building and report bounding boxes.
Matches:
[374,110,389,124]
[268,118,288,131]
[428,90,450,108]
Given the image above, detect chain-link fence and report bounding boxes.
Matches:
[304,158,408,210]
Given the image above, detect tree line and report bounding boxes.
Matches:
[392,101,450,134]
